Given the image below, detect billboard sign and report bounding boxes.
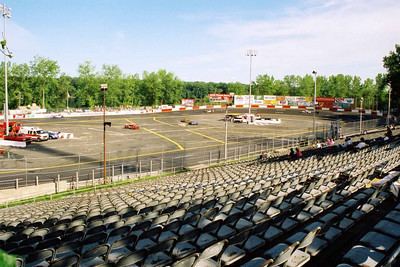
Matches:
[208,94,233,103]
[181,98,195,107]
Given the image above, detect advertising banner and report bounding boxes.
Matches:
[181,98,195,107]
[263,95,277,105]
[317,97,335,108]
[234,95,251,105]
[208,94,233,103]
[335,98,354,109]
[276,96,287,105]
[233,95,353,108]
[253,95,264,105]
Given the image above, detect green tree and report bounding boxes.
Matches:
[56,74,74,109]
[375,73,388,110]
[227,82,247,95]
[383,44,400,112]
[101,64,124,107]
[9,63,31,108]
[75,61,99,108]
[141,71,162,106]
[158,69,183,105]
[30,56,60,109]
[255,74,275,95]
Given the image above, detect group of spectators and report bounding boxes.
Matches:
[289,147,302,160]
[258,123,396,163]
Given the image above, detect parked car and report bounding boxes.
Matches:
[51,114,64,119]
[43,131,60,139]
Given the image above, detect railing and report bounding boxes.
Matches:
[0,118,386,190]
[0,134,316,190]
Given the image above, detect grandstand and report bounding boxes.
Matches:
[0,132,400,267]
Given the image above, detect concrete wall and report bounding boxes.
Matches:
[0,170,160,205]
[0,180,68,204]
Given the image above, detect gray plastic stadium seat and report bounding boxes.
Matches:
[373,219,400,238]
[359,231,397,252]
[343,245,385,267]
[193,240,227,267]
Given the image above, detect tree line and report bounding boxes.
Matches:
[0,46,397,111]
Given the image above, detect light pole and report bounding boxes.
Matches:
[312,70,317,141]
[66,89,69,111]
[100,83,111,184]
[0,4,12,136]
[246,49,256,118]
[224,104,228,161]
[360,97,364,134]
[387,86,391,126]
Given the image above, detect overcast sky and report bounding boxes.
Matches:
[6,0,400,82]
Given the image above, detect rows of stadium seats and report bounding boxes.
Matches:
[337,201,400,266]
[0,137,399,266]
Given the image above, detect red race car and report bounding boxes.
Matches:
[124,123,140,130]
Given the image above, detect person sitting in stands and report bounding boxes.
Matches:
[296,147,303,158]
[386,126,393,139]
[342,136,353,148]
[327,138,335,147]
[289,148,296,160]
[355,137,367,150]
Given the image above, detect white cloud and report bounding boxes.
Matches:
[178,0,400,82]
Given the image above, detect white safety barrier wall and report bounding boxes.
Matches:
[0,140,26,148]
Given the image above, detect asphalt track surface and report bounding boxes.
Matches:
[0,109,377,189]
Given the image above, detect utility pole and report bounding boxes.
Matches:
[224,104,228,161]
[246,49,256,119]
[387,86,391,126]
[100,84,111,184]
[312,70,317,141]
[360,97,364,134]
[0,4,12,136]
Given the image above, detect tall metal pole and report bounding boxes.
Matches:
[246,49,256,117]
[100,84,108,183]
[66,88,69,110]
[387,86,391,126]
[4,38,7,135]
[312,70,317,141]
[1,4,11,136]
[224,105,228,161]
[103,89,106,183]
[360,97,364,134]
[42,87,45,110]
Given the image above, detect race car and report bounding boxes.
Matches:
[180,118,198,125]
[51,114,64,119]
[188,120,198,125]
[124,123,140,130]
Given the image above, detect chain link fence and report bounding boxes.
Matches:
[0,118,386,190]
